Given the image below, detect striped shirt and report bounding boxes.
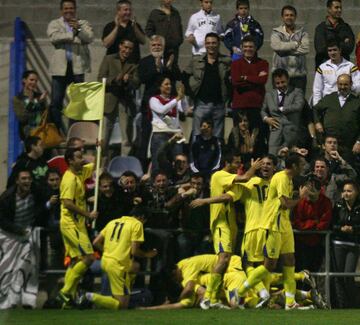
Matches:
[14,193,35,229]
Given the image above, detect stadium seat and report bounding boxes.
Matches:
[67,122,99,147]
[108,156,144,179]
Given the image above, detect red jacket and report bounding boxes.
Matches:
[231,56,269,109]
[293,193,332,246]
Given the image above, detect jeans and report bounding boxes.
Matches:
[332,241,360,308]
[193,100,225,139]
[50,62,84,133]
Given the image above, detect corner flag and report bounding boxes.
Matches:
[64,82,105,120]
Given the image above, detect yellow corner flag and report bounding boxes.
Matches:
[64,82,105,121]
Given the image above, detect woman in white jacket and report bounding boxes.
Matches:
[149,76,186,171]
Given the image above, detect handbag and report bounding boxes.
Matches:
[30,109,64,148]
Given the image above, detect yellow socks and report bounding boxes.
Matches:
[204,273,222,303]
[238,265,270,296]
[283,266,296,306]
[92,293,120,310]
[61,260,88,296]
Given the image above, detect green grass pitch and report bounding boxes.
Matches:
[1,309,360,325]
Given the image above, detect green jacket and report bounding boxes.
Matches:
[183,53,231,101]
[314,92,360,149]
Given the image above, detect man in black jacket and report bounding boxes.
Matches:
[314,0,355,67]
[0,168,45,236]
[145,0,183,64]
[7,136,48,188]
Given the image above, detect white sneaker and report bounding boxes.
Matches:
[285,302,315,310]
[200,298,211,310]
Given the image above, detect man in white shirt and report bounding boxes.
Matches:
[312,40,360,106]
[185,0,223,55]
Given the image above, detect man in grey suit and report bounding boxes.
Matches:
[98,39,140,156]
[261,68,305,155]
[47,0,94,133]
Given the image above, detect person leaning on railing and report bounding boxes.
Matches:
[331,179,360,308]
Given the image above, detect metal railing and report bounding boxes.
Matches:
[293,229,360,309]
[40,227,360,309]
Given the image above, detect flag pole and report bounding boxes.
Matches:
[92,78,106,229]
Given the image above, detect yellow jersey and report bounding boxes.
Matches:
[241,177,270,234]
[101,216,144,270]
[177,254,244,288]
[259,170,293,233]
[60,163,94,230]
[209,170,242,229]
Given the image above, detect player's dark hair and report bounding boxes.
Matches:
[262,154,278,167]
[222,148,241,165]
[130,205,147,217]
[24,136,41,153]
[281,5,297,16]
[284,152,303,169]
[66,136,83,149]
[236,0,250,9]
[64,147,82,165]
[191,172,204,180]
[272,68,289,82]
[327,0,341,8]
[60,0,76,9]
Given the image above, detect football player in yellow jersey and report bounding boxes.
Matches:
[80,206,157,310]
[190,150,262,309]
[241,155,277,307]
[140,254,247,310]
[57,148,98,308]
[237,153,310,310]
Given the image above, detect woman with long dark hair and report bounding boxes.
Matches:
[332,180,360,308]
[13,70,47,139]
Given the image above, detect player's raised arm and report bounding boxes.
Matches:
[190,193,234,208]
[234,158,263,183]
[279,186,309,209]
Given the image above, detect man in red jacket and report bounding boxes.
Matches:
[231,35,269,155]
[293,174,332,272]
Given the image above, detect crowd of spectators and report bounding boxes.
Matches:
[2,0,360,309]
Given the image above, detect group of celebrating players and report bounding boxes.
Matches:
[56,147,327,311]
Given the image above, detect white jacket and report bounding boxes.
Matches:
[185,9,223,55]
[47,17,94,76]
[312,58,360,106]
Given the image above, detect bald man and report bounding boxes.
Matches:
[314,74,360,162]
